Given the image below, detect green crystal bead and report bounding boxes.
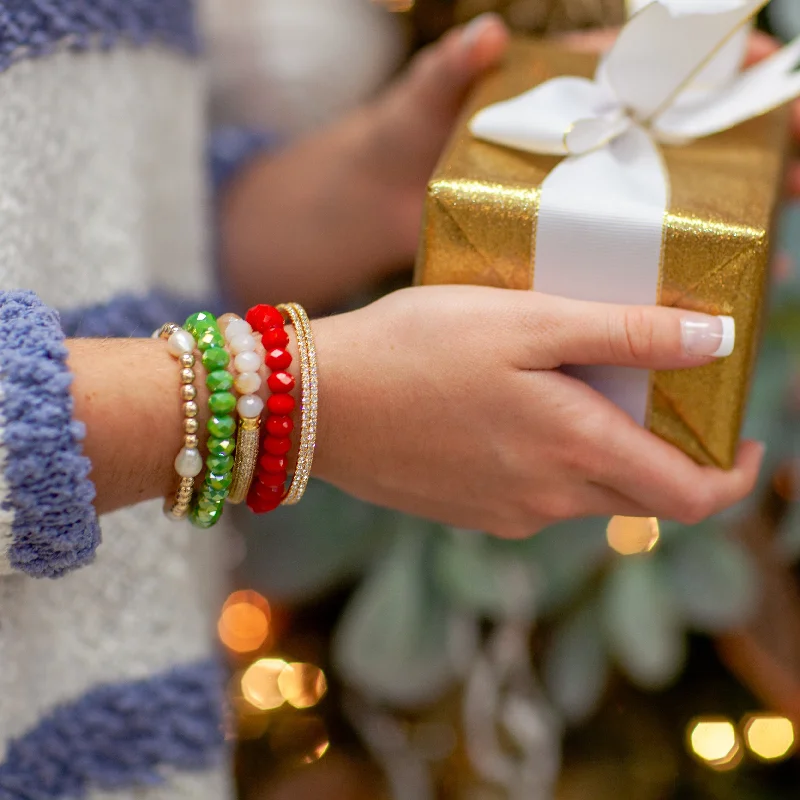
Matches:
[207,453,234,474]
[185,311,217,338]
[207,437,236,457]
[206,370,234,393]
[202,347,230,371]
[191,505,223,529]
[207,471,233,491]
[197,496,221,513]
[208,415,236,439]
[208,391,236,415]
[206,487,228,503]
[197,329,225,352]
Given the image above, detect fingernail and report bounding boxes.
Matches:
[463,12,500,48]
[681,314,736,358]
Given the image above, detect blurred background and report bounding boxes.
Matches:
[200,1,800,797]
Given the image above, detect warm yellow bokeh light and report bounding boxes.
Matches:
[372,0,415,11]
[241,658,288,711]
[218,590,271,653]
[303,739,331,764]
[744,715,796,762]
[278,662,328,710]
[688,718,741,770]
[607,516,660,555]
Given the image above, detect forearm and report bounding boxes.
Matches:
[219,114,404,314]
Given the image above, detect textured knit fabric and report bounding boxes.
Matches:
[0,292,99,578]
[0,1,253,796]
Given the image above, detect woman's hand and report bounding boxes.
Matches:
[312,286,763,539]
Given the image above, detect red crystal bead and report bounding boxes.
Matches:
[264,436,292,455]
[266,348,292,371]
[268,371,295,394]
[251,482,285,502]
[257,471,286,489]
[248,495,282,514]
[268,394,295,415]
[262,327,290,349]
[246,304,283,332]
[266,416,294,437]
[259,454,287,473]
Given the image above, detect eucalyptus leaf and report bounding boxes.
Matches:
[333,521,474,708]
[604,557,685,690]
[542,602,609,724]
[665,533,759,632]
[233,480,388,602]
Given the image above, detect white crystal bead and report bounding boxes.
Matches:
[234,350,261,374]
[226,318,252,339]
[230,333,257,355]
[235,371,262,394]
[237,394,265,419]
[175,447,203,478]
[167,329,196,357]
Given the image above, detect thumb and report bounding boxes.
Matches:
[529,295,735,370]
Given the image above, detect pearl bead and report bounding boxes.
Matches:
[179,353,195,368]
[234,350,261,374]
[175,447,203,478]
[167,329,196,357]
[237,394,264,419]
[230,333,257,355]
[235,371,261,394]
[184,418,199,435]
[226,318,252,339]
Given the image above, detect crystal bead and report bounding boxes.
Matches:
[208,391,236,415]
[185,311,216,337]
[226,318,252,339]
[246,304,283,331]
[265,437,291,456]
[208,471,233,491]
[230,333,257,355]
[257,471,286,488]
[208,437,236,457]
[259,454,287,473]
[237,394,264,419]
[268,394,295,416]
[202,347,230,371]
[235,372,261,395]
[207,453,234,474]
[234,350,261,374]
[208,415,236,439]
[167,329,196,356]
[206,370,234,392]
[266,415,293,437]
[268,371,295,394]
[261,327,289,349]
[197,329,225,352]
[175,447,203,478]
[266,348,292,371]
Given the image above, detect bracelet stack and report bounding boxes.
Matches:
[157,301,317,528]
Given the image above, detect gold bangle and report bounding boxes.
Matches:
[276,303,318,506]
[156,322,202,520]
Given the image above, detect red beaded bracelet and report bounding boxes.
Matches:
[245,304,297,514]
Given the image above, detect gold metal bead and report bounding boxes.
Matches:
[179,352,195,368]
[183,418,199,435]
[184,434,199,449]
[184,401,199,418]
[180,368,195,385]
[180,384,197,402]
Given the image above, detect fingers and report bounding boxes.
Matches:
[744,30,780,66]
[522,293,735,370]
[401,14,509,122]
[555,28,620,54]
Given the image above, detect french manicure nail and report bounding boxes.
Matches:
[681,313,735,358]
[463,12,501,48]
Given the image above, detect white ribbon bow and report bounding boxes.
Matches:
[468,0,800,426]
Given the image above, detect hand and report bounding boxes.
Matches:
[311,286,763,539]
[558,28,800,197]
[222,14,509,313]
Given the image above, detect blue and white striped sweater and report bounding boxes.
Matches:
[0,2,273,796]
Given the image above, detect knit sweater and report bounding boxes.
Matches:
[0,2,271,797]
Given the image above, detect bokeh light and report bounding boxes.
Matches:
[268,714,331,765]
[743,715,796,762]
[218,590,271,654]
[277,662,328,710]
[372,0,415,11]
[241,658,288,711]
[607,516,660,555]
[688,718,742,771]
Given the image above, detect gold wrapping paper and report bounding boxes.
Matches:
[415,39,790,468]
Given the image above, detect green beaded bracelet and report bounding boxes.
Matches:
[184,311,238,529]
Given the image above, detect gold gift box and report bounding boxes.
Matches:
[416,39,790,469]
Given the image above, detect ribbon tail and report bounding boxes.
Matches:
[655,36,800,140]
[469,77,616,156]
[604,0,766,122]
[532,127,668,425]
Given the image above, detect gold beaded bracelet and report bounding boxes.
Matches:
[156,322,203,520]
[276,303,318,506]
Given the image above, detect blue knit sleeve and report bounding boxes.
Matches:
[208,126,280,198]
[0,291,100,578]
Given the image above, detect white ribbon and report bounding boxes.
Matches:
[470,0,800,424]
